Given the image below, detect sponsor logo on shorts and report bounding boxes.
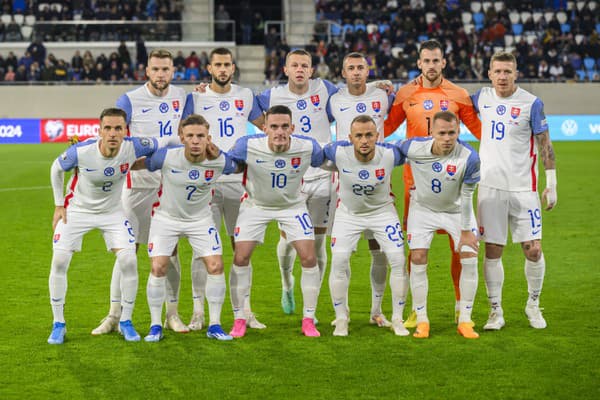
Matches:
[234,226,240,237]
[148,243,154,252]
[331,237,336,247]
[479,226,484,235]
[53,233,61,243]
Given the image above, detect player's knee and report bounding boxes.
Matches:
[331,252,351,277]
[522,240,542,261]
[205,258,224,275]
[388,252,407,275]
[151,257,169,277]
[299,253,317,268]
[233,253,250,267]
[51,249,72,274]
[410,249,428,265]
[485,243,504,259]
[116,249,137,274]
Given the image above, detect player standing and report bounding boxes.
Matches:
[48,108,158,344]
[397,111,480,339]
[182,47,265,331]
[227,105,324,338]
[384,39,481,327]
[324,115,409,337]
[256,49,337,316]
[93,49,190,335]
[471,52,557,330]
[141,115,234,342]
[329,52,396,327]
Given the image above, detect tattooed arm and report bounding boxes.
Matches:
[535,131,557,210]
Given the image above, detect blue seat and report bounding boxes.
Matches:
[418,34,429,42]
[571,57,582,70]
[588,70,598,81]
[331,24,342,36]
[379,23,390,34]
[575,69,586,80]
[473,12,485,30]
[560,23,571,33]
[512,23,523,35]
[583,57,596,70]
[596,23,600,33]
[354,23,366,32]
[343,23,354,33]
[408,70,420,80]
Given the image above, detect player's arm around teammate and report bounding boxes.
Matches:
[48,108,158,344]
[323,115,409,337]
[396,111,480,339]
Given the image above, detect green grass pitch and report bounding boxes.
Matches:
[0,142,598,399]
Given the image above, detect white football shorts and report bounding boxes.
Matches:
[210,181,244,237]
[122,187,159,244]
[234,205,315,243]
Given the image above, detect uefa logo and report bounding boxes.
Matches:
[45,120,65,140]
[561,119,578,137]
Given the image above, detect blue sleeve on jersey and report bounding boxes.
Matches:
[378,142,405,166]
[145,146,168,172]
[325,99,333,123]
[310,138,325,167]
[470,90,481,113]
[256,90,271,112]
[132,137,158,157]
[229,136,250,163]
[181,93,195,119]
[116,94,132,124]
[396,138,412,157]
[221,152,238,175]
[387,92,396,112]
[323,142,339,163]
[248,95,263,122]
[530,98,548,135]
[462,144,481,184]
[324,80,339,122]
[57,144,79,171]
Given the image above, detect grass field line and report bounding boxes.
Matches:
[0,185,51,192]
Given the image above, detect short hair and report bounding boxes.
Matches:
[100,107,127,122]
[432,111,459,125]
[179,114,210,133]
[342,52,367,69]
[418,39,444,57]
[285,49,312,65]
[209,47,234,63]
[490,51,517,67]
[147,48,173,60]
[265,105,292,120]
[350,114,376,128]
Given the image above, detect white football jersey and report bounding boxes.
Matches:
[116,84,187,188]
[397,137,480,213]
[146,146,236,220]
[330,86,392,141]
[257,78,337,180]
[229,134,324,210]
[324,141,404,215]
[181,84,262,183]
[57,137,158,213]
[471,86,548,192]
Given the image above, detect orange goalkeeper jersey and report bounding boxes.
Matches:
[384,76,481,189]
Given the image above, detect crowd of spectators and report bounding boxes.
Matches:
[265,0,600,83]
[0,40,222,83]
[0,0,184,41]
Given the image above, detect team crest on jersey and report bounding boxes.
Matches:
[446,164,457,176]
[311,95,320,107]
[440,99,449,111]
[120,163,129,174]
[104,167,115,176]
[291,157,301,169]
[423,100,434,110]
[205,170,214,181]
[511,107,521,119]
[159,102,169,113]
[432,162,442,173]
[275,159,286,168]
[172,100,180,112]
[372,101,381,112]
[375,168,385,180]
[496,105,506,115]
[189,169,200,180]
[148,243,154,252]
[235,99,244,111]
[356,102,367,113]
[331,237,336,247]
[358,169,370,180]
[297,99,307,110]
[219,101,230,111]
[53,233,60,243]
